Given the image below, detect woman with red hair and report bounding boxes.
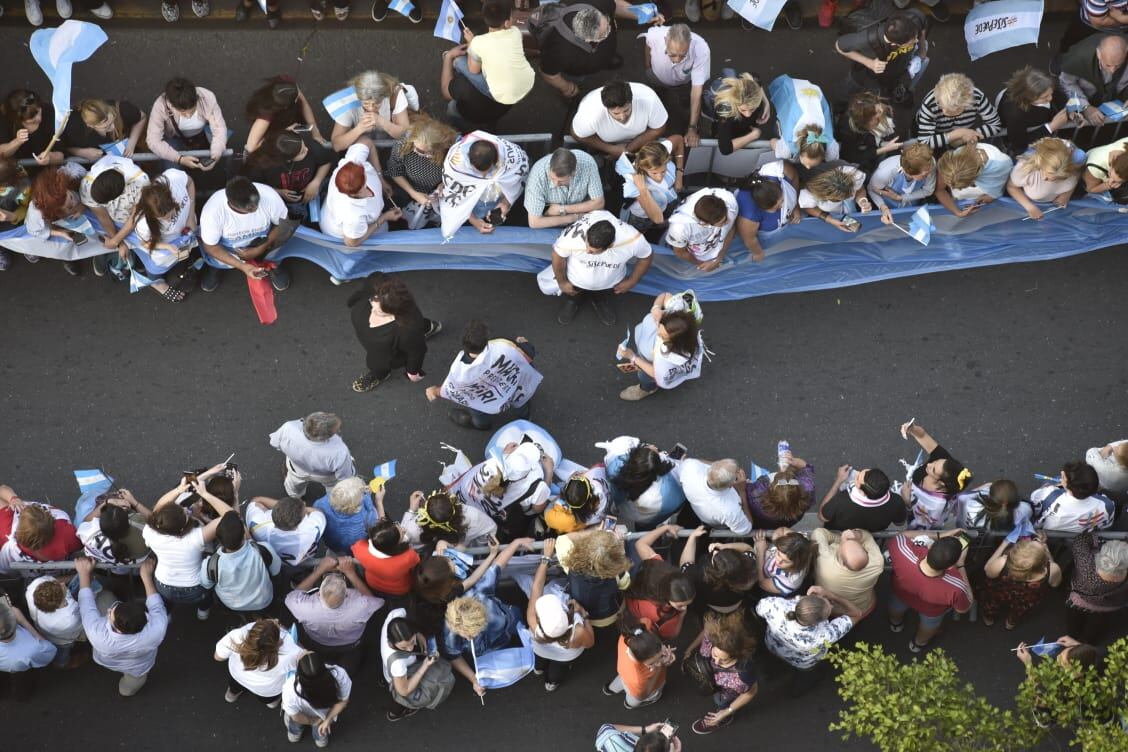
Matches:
[24,166,92,276]
[320,136,401,249]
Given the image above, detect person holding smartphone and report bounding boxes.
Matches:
[198,176,293,293]
[596,721,682,752]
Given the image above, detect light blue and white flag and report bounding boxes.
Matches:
[100,139,129,157]
[1005,517,1036,544]
[907,206,935,245]
[322,87,360,121]
[625,2,659,23]
[389,0,416,17]
[434,0,465,43]
[748,461,773,481]
[30,21,109,130]
[308,194,321,224]
[472,622,535,689]
[964,0,1043,61]
[372,459,398,480]
[725,0,787,31]
[74,468,114,495]
[1027,637,1064,658]
[616,328,630,360]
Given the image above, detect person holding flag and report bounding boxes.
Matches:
[869,142,937,225]
[0,90,65,165]
[457,0,535,107]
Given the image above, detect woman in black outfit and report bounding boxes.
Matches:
[837,91,902,177]
[348,274,441,393]
[704,71,778,156]
[997,67,1073,156]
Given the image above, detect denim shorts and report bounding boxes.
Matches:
[888,590,950,630]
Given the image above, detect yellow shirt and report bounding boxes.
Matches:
[468,27,535,105]
[544,502,584,534]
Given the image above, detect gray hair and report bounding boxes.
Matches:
[1096,540,1128,578]
[303,412,341,442]
[349,70,398,103]
[548,148,577,178]
[572,8,606,43]
[272,497,306,531]
[320,573,348,608]
[666,23,691,47]
[329,477,367,516]
[707,459,740,490]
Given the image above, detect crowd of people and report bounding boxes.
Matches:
[0,410,1126,746]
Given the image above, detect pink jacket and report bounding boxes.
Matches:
[146,86,228,163]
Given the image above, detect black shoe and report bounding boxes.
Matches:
[386,706,419,722]
[447,407,490,430]
[0,249,11,272]
[269,263,290,291]
[234,0,250,20]
[424,319,443,339]
[602,682,617,696]
[200,265,220,292]
[266,5,280,26]
[927,0,949,21]
[557,297,580,325]
[63,260,82,276]
[370,0,386,20]
[591,295,616,326]
[407,2,420,21]
[91,253,108,277]
[783,1,802,28]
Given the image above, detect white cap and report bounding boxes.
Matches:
[534,594,570,639]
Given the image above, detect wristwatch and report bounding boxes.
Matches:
[539,556,553,565]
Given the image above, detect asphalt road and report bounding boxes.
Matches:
[2,14,1127,752]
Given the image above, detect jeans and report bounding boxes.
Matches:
[637,369,658,393]
[608,674,663,707]
[287,714,330,744]
[887,590,949,630]
[156,580,213,609]
[452,57,494,100]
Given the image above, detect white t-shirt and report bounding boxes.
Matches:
[798,166,866,215]
[664,188,738,262]
[141,525,208,587]
[199,182,287,250]
[281,664,352,719]
[176,110,207,138]
[26,576,84,645]
[673,459,751,535]
[571,84,668,145]
[320,143,385,241]
[215,623,303,698]
[246,504,326,565]
[756,596,853,670]
[135,168,192,245]
[553,210,652,291]
[645,27,711,88]
[1033,487,1115,533]
[332,88,410,138]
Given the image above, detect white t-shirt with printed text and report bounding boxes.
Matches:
[553,210,652,291]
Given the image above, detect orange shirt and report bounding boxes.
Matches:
[616,635,665,698]
[351,540,420,596]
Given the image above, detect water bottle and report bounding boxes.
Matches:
[777,440,790,471]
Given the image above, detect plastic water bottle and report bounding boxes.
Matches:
[777,440,790,471]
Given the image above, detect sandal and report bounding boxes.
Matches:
[161,286,187,303]
[351,373,382,392]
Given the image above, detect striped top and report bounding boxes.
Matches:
[915,88,1002,150]
[1081,0,1128,27]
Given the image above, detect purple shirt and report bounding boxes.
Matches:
[746,464,816,528]
[284,589,383,647]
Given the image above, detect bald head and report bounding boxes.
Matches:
[1098,35,1128,70]
[837,531,870,572]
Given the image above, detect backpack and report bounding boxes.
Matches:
[527,3,601,53]
[838,0,899,35]
[206,541,275,584]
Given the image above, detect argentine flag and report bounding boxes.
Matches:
[907,206,934,245]
[30,21,109,131]
[964,0,1043,61]
[323,87,360,121]
[372,459,398,480]
[389,0,415,17]
[74,468,114,495]
[725,0,786,31]
[625,2,659,23]
[434,0,464,43]
[100,139,129,157]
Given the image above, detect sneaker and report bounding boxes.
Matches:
[908,638,926,653]
[406,1,420,20]
[24,253,40,264]
[927,0,949,21]
[544,681,560,692]
[92,254,108,277]
[266,698,281,708]
[619,385,657,402]
[720,0,733,18]
[557,297,580,325]
[161,0,180,20]
[196,607,210,620]
[684,0,700,20]
[532,668,544,676]
[334,4,348,17]
[370,0,386,20]
[625,694,661,710]
[63,260,81,276]
[90,1,113,16]
[25,0,43,26]
[225,686,243,702]
[602,682,619,696]
[691,717,727,735]
[314,737,328,749]
[591,295,616,326]
[0,250,11,271]
[56,0,72,18]
[234,0,250,20]
[191,0,209,15]
[268,263,290,291]
[817,0,835,26]
[352,372,382,392]
[888,618,905,633]
[424,319,443,339]
[782,0,801,28]
[285,716,303,743]
[200,265,220,292]
[386,706,419,722]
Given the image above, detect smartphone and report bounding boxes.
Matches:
[198,157,216,168]
[601,515,618,532]
[668,443,688,461]
[69,230,89,246]
[486,207,504,226]
[661,720,679,738]
[616,362,639,373]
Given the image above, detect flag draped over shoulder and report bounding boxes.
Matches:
[440,339,542,414]
[725,0,787,31]
[30,21,109,130]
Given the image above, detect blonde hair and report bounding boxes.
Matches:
[796,125,827,161]
[713,74,764,121]
[445,597,488,639]
[806,167,857,201]
[15,505,55,550]
[1020,137,1082,182]
[350,70,401,105]
[632,141,671,174]
[560,530,631,579]
[1115,443,1128,469]
[399,115,457,168]
[78,99,124,140]
[329,477,367,515]
[933,73,975,114]
[938,145,984,190]
[1005,540,1049,581]
[900,142,935,175]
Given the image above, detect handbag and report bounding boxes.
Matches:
[681,651,716,695]
[390,651,456,709]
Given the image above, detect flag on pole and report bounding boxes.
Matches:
[434,0,465,43]
[322,87,360,121]
[906,206,935,245]
[389,0,416,17]
[100,139,129,157]
[964,0,1043,61]
[624,2,659,22]
[725,0,787,31]
[30,21,109,130]
[615,328,630,360]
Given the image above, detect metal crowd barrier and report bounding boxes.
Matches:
[17,148,234,169]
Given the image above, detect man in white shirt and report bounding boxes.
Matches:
[642,24,711,148]
[1035,461,1116,533]
[25,576,85,668]
[674,458,752,535]
[199,176,292,293]
[570,81,668,159]
[269,412,356,499]
[664,188,738,272]
[246,496,327,566]
[548,210,652,326]
[320,139,402,247]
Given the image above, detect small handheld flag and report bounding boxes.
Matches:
[322,87,361,121]
[389,0,416,17]
[748,461,773,481]
[434,0,465,43]
[1033,473,1058,484]
[615,329,630,360]
[625,2,659,23]
[74,468,114,495]
[893,206,935,245]
[100,139,129,157]
[369,460,398,492]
